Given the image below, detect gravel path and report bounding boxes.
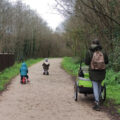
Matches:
[0,58,110,120]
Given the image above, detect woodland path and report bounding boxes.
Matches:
[0,58,110,120]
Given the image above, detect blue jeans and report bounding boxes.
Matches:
[92,81,101,102]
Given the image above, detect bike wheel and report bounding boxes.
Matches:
[23,77,26,84]
[101,83,106,102]
[74,81,78,101]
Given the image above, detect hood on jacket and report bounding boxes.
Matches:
[89,44,102,52]
[45,58,48,62]
[21,62,27,67]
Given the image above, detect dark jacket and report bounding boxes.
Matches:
[85,44,108,82]
[42,62,50,70]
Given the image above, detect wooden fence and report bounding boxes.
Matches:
[0,53,15,72]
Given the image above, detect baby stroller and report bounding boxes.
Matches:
[74,62,106,102]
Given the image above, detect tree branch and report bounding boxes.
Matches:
[80,0,120,26]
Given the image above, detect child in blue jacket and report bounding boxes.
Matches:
[20,62,29,82]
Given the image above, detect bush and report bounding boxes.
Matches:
[109,37,120,71]
[105,69,120,85]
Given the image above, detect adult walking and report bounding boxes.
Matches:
[85,39,108,111]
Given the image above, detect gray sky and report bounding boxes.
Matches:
[10,0,65,30]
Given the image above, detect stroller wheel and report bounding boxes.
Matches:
[74,81,78,101]
[100,83,106,102]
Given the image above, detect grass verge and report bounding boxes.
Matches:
[62,57,120,115]
[61,57,84,76]
[0,58,43,91]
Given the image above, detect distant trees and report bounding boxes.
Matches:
[55,0,120,71]
[0,0,70,60]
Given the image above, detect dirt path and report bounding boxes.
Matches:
[0,58,110,120]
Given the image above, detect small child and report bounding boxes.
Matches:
[20,62,29,82]
[42,58,50,75]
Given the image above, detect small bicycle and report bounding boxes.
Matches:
[21,76,29,84]
[43,69,49,75]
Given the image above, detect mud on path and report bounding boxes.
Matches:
[0,58,110,120]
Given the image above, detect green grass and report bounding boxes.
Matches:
[61,57,92,87]
[61,57,84,76]
[104,69,120,105]
[62,57,120,112]
[0,58,43,91]
[106,85,120,105]
[117,109,120,114]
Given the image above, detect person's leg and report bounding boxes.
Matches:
[92,81,100,111]
[21,76,23,83]
[92,81,99,102]
[26,75,28,79]
[26,75,29,82]
[98,82,102,100]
